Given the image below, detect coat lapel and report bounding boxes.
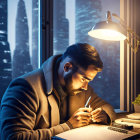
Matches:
[42,55,61,127]
[42,55,61,95]
[48,94,60,126]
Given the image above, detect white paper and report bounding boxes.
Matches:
[56,124,138,140]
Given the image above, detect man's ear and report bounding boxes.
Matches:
[64,62,73,72]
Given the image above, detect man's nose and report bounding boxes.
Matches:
[81,82,88,90]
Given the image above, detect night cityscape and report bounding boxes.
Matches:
[0,0,120,108]
[0,0,38,103]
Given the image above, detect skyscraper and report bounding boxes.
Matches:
[0,0,12,102]
[53,0,69,54]
[12,0,33,79]
[32,0,38,69]
[75,0,102,44]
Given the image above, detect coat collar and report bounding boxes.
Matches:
[42,55,62,95]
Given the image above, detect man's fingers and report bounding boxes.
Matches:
[76,111,91,117]
[69,107,93,128]
[92,114,104,120]
[91,108,106,123]
[76,115,91,121]
[92,113,107,123]
[92,116,105,123]
[80,118,90,125]
[78,107,92,113]
[91,108,102,115]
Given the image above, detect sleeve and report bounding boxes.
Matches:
[0,78,70,140]
[86,86,116,124]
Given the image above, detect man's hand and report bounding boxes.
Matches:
[68,108,92,128]
[91,108,108,124]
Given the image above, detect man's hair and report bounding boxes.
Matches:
[62,43,103,71]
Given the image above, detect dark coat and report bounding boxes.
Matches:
[0,55,116,140]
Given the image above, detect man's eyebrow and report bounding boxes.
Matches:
[83,75,92,81]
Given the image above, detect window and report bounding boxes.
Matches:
[0,0,40,102]
[53,0,120,109]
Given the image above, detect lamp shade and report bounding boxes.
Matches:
[88,21,126,41]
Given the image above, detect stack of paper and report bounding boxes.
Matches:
[127,113,140,120]
[115,113,140,129]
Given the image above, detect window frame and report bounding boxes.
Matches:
[41,0,138,111]
[39,0,53,67]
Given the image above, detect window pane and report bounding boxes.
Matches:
[53,0,120,109]
[0,0,40,102]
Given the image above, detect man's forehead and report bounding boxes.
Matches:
[77,65,98,80]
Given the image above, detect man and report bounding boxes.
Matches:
[0,43,116,140]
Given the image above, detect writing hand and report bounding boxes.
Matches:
[91,108,108,124]
[68,107,92,128]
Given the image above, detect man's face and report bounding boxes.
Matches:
[63,64,98,96]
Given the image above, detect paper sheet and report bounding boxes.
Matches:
[56,124,139,140]
[127,113,140,120]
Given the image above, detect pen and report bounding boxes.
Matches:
[85,96,91,108]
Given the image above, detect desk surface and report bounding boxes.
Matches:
[55,124,139,140]
[54,112,140,140]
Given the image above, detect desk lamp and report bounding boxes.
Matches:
[88,11,140,53]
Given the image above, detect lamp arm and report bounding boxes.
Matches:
[112,13,140,53]
[112,13,140,40]
[112,13,126,28]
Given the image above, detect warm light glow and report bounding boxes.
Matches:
[88,29,126,41]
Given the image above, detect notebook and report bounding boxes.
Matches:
[53,124,139,140]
